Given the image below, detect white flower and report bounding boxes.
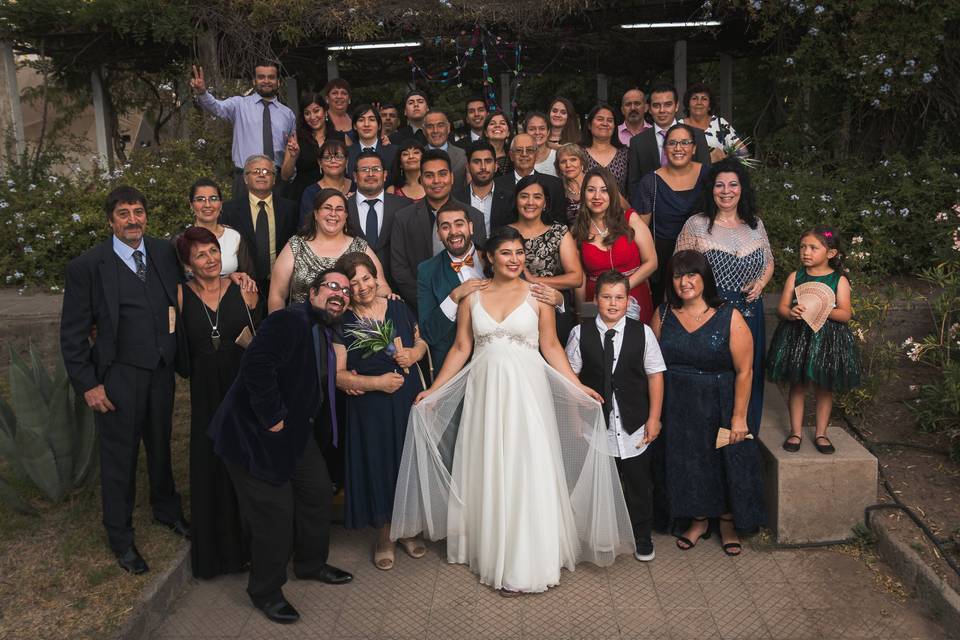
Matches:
[5,179,13,187]
[195,138,206,146]
[783,182,793,189]
[71,213,81,222]
[899,208,910,217]
[906,344,922,362]
[785,57,795,66]
[814,4,824,13]
[851,236,863,245]
[22,246,33,254]
[854,328,866,342]
[883,68,893,77]
[922,73,933,83]
[901,337,914,348]
[12,270,22,279]
[784,247,795,253]
[751,0,761,9]
[876,53,887,63]
[789,194,800,201]
[27,184,36,191]
[909,384,918,392]
[148,177,157,185]
[808,27,819,36]
[819,194,832,202]
[879,84,891,94]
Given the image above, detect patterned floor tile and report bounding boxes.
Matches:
[655,580,708,609]
[759,607,821,640]
[154,605,250,637]
[808,608,874,638]
[521,601,572,639]
[615,607,671,639]
[666,608,721,639]
[566,604,620,639]
[425,604,479,639]
[745,581,799,614]
[732,552,787,583]
[378,606,431,639]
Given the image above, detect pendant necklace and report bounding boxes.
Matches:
[199,279,222,350]
[591,218,608,238]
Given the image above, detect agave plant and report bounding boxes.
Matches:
[0,345,98,511]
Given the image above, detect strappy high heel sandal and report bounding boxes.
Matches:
[719,516,742,556]
[675,517,711,550]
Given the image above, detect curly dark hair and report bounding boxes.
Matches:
[701,158,760,232]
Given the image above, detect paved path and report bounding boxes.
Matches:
[151,527,946,639]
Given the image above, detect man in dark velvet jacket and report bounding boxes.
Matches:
[208,268,353,625]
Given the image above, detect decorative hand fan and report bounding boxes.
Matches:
[715,428,755,449]
[794,281,836,333]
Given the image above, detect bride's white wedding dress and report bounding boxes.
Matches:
[391,291,634,592]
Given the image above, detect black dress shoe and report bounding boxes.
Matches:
[155,517,191,540]
[116,546,149,575]
[258,598,300,624]
[295,564,353,584]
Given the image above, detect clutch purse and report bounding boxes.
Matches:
[234,301,257,349]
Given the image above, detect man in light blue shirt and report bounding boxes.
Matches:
[190,62,296,197]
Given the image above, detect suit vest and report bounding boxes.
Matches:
[113,255,176,370]
[577,319,650,434]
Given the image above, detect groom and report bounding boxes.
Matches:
[417,204,488,374]
[566,270,666,562]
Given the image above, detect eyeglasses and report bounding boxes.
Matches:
[665,139,695,148]
[356,166,383,174]
[319,205,347,215]
[319,281,351,296]
[513,146,537,155]
[191,195,221,203]
[321,154,346,161]
[245,168,274,176]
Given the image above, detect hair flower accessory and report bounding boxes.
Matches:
[822,231,833,238]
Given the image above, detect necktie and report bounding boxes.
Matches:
[262,99,274,161]
[364,199,379,247]
[255,200,270,280]
[450,253,475,273]
[132,250,146,282]
[602,328,616,422]
[312,324,340,448]
[658,131,668,167]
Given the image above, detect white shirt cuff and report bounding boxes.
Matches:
[440,295,458,322]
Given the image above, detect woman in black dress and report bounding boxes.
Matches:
[176,226,259,578]
[650,250,765,556]
[332,252,427,570]
[279,93,347,205]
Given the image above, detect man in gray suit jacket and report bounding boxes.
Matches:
[627,82,711,204]
[423,110,467,189]
[347,150,412,290]
[390,149,486,309]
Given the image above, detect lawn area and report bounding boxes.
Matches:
[0,381,191,640]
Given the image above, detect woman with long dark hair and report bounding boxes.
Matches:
[580,103,628,194]
[386,139,426,201]
[280,93,346,204]
[547,97,580,149]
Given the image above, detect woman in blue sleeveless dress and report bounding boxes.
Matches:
[652,250,766,556]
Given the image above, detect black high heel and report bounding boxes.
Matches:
[675,517,712,550]
[719,516,742,556]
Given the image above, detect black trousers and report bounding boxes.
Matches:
[616,448,654,541]
[226,436,332,607]
[650,237,678,309]
[97,361,183,554]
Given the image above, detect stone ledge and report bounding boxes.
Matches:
[870,512,960,631]
[759,381,879,543]
[114,543,191,640]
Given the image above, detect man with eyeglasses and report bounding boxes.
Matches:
[347,150,412,288]
[627,82,711,201]
[190,62,296,198]
[209,268,354,625]
[493,133,565,225]
[221,155,298,294]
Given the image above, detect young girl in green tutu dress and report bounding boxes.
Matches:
[766,225,862,454]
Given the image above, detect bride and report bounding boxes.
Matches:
[391,226,634,595]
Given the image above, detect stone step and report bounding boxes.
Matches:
[758,381,878,543]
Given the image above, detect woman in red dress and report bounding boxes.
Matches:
[572,167,657,324]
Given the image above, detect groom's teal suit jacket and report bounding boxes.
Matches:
[417,251,464,375]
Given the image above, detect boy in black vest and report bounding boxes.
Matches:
[566,270,665,561]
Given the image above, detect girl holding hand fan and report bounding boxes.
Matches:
[766,225,862,454]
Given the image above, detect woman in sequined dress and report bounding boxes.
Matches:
[675,158,773,434]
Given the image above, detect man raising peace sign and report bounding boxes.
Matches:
[190,62,297,198]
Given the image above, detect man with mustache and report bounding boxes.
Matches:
[190,61,296,198]
[208,268,354,624]
[61,186,190,575]
[618,88,651,145]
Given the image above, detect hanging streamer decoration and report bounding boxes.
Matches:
[405,25,523,122]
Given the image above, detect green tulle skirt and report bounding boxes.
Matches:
[766,319,862,392]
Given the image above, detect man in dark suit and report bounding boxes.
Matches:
[417,204,489,373]
[60,186,189,575]
[346,103,398,177]
[388,89,429,145]
[493,133,565,225]
[453,96,488,149]
[423,110,467,189]
[452,140,514,235]
[390,149,487,308]
[208,268,353,624]
[626,82,711,204]
[347,149,412,289]
[220,154,299,294]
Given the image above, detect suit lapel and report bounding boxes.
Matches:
[144,237,176,305]
[435,254,460,297]
[417,202,433,255]
[97,241,120,332]
[347,199,362,240]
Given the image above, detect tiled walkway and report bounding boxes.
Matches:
[152,527,947,639]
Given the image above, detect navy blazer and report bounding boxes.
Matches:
[347,192,411,289]
[417,250,463,373]
[208,302,334,485]
[60,236,184,395]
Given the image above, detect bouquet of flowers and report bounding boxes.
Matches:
[344,317,408,373]
[724,136,760,169]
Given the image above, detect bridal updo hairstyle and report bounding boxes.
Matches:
[482,226,525,278]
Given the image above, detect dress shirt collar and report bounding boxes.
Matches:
[595,314,627,336]
[514,170,535,183]
[248,192,274,209]
[470,130,482,142]
[470,182,494,201]
[358,139,379,151]
[655,120,678,137]
[357,191,384,206]
[428,142,450,152]
[112,235,145,260]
